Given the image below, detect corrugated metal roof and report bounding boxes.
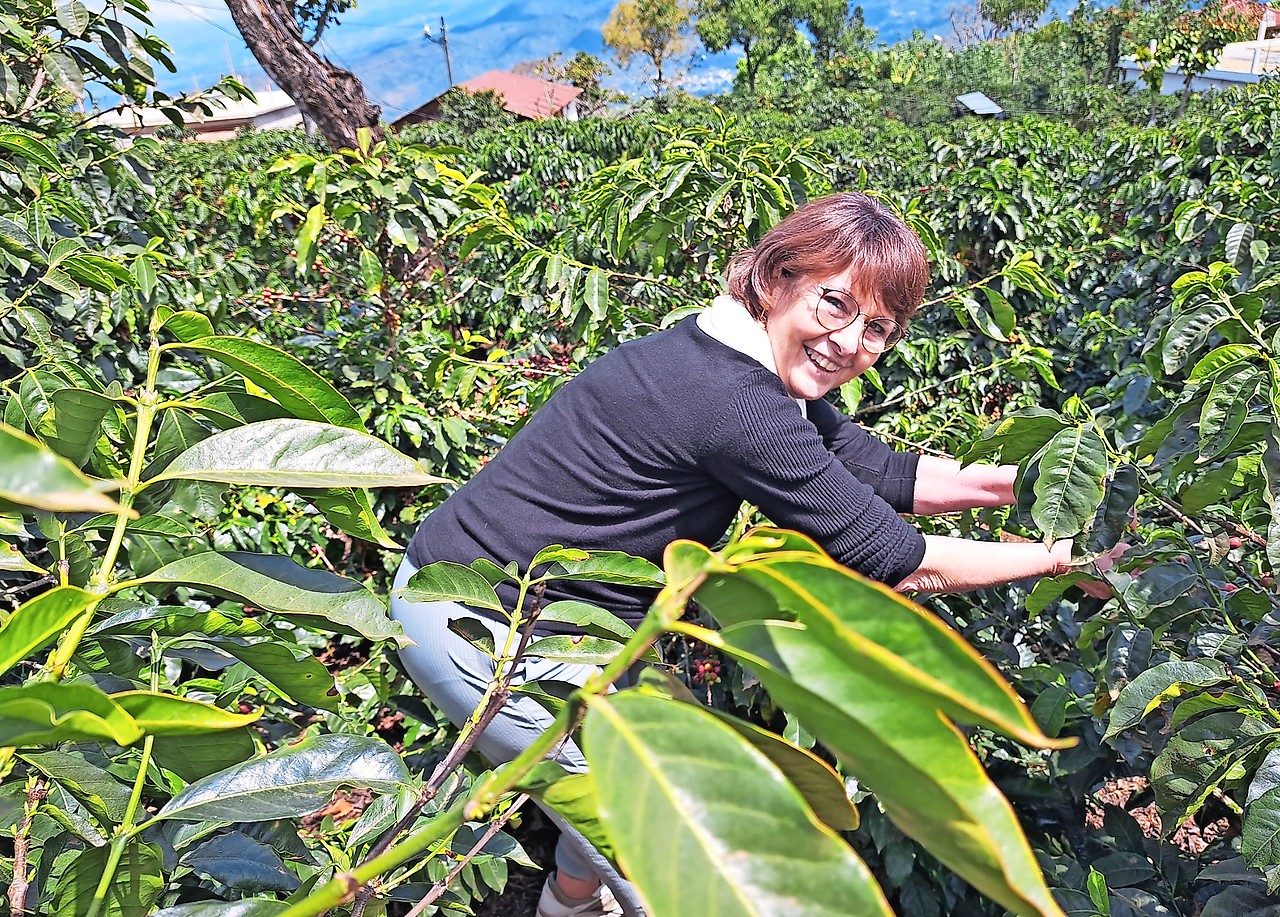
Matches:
[458,70,582,120]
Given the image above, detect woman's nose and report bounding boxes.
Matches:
[828,314,867,354]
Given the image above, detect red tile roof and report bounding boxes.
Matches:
[458,70,582,120]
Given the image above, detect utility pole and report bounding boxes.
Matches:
[423,17,454,87]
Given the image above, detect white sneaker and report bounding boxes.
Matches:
[535,875,624,917]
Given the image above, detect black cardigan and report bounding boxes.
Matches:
[407,316,926,631]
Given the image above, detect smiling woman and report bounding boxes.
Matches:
[389,191,1122,917]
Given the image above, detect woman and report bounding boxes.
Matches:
[391,192,1114,917]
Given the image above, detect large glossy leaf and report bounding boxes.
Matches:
[959,407,1069,466]
[583,691,893,917]
[182,830,301,892]
[401,561,504,612]
[519,764,617,862]
[1104,661,1228,740]
[168,638,341,710]
[148,418,449,489]
[1243,786,1280,870]
[187,390,292,429]
[91,603,266,639]
[715,619,1065,917]
[48,841,164,917]
[157,733,410,823]
[1082,463,1139,556]
[137,551,406,645]
[1031,427,1109,543]
[1189,344,1262,381]
[0,682,142,747]
[695,543,1049,746]
[156,307,216,342]
[181,337,363,429]
[0,585,98,676]
[0,422,123,513]
[525,634,626,665]
[1199,367,1263,461]
[539,601,636,641]
[111,691,262,734]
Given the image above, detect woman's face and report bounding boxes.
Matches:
[763,271,895,400]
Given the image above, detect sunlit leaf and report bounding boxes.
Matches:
[584,691,893,917]
[157,733,409,822]
[49,841,163,917]
[148,418,449,488]
[0,682,142,747]
[0,422,124,514]
[0,586,97,676]
[1031,427,1108,543]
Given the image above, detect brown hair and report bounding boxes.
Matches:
[726,192,930,324]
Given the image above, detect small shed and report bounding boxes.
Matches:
[393,71,582,129]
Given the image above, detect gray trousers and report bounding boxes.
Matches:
[391,558,646,915]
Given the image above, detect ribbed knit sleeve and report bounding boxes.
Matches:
[807,398,920,513]
[702,373,926,586]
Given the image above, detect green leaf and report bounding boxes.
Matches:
[1262,423,1280,574]
[584,268,609,323]
[532,546,666,588]
[0,130,64,174]
[1225,222,1255,267]
[1121,563,1199,615]
[172,638,340,710]
[303,487,402,548]
[46,387,114,467]
[538,601,636,641]
[1243,786,1280,870]
[401,561,504,612]
[698,544,1052,746]
[1162,296,1232,375]
[111,691,261,734]
[1082,463,1139,557]
[0,539,44,573]
[525,634,626,665]
[138,551,406,645]
[0,585,98,676]
[982,286,1016,338]
[54,0,90,35]
[715,619,1065,917]
[41,50,83,95]
[1151,712,1274,827]
[358,248,383,294]
[20,749,135,824]
[959,408,1068,466]
[182,338,363,429]
[151,727,258,783]
[182,830,301,893]
[0,422,124,514]
[156,307,215,342]
[0,682,142,747]
[148,418,449,488]
[187,391,292,429]
[1189,344,1262,381]
[1104,660,1229,740]
[295,203,325,271]
[91,602,263,639]
[1031,427,1109,543]
[1199,368,1263,461]
[518,765,616,862]
[961,294,1009,342]
[49,841,163,917]
[584,691,894,917]
[157,733,410,823]
[703,706,859,831]
[133,255,157,299]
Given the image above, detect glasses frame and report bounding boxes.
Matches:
[811,286,906,353]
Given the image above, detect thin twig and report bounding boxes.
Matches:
[8,775,47,916]
[405,794,532,917]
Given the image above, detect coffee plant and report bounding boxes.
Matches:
[6,0,1280,912]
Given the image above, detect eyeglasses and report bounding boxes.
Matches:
[812,287,905,353]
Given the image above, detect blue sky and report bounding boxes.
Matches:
[141,0,960,118]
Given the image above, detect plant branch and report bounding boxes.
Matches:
[404,794,532,917]
[7,773,47,916]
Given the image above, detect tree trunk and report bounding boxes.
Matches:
[222,0,382,151]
